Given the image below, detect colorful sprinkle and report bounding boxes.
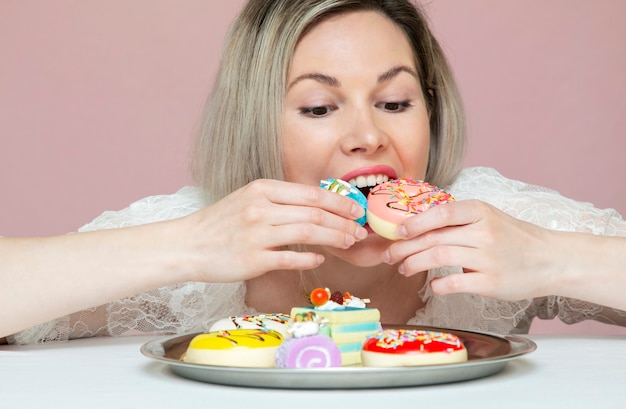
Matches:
[365,329,464,353]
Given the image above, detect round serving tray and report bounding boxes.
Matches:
[140,325,536,389]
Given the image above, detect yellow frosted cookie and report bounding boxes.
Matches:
[182,329,284,367]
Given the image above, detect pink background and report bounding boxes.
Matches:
[1,1,625,334]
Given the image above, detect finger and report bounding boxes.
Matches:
[430,273,494,297]
[225,249,325,280]
[398,200,487,239]
[386,227,464,264]
[397,246,482,277]
[257,250,325,273]
[256,180,365,221]
[244,202,366,241]
[263,223,360,250]
[385,224,480,265]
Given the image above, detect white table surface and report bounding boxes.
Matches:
[1,334,625,408]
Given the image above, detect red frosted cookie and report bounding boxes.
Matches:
[361,329,467,367]
[366,178,454,240]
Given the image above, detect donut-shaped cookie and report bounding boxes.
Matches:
[366,179,454,240]
[361,329,467,367]
[182,329,284,368]
[320,178,367,226]
[209,313,291,337]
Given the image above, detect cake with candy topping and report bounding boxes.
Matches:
[361,329,467,367]
[290,288,381,366]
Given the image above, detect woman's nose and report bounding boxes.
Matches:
[342,108,388,155]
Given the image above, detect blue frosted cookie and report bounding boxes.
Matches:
[319,178,367,226]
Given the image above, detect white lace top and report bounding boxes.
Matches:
[9,167,626,344]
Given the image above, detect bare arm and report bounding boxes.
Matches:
[528,230,626,310]
[0,220,191,338]
[0,179,366,339]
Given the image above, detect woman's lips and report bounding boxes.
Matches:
[341,165,397,182]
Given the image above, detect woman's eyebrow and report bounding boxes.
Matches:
[287,65,417,90]
[287,73,340,90]
[378,65,418,83]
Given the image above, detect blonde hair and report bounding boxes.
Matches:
[192,0,466,202]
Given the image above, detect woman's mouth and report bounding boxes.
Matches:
[346,174,390,197]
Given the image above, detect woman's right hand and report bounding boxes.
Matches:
[174,179,367,283]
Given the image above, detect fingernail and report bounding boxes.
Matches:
[352,203,365,218]
[398,264,405,275]
[397,225,408,239]
[355,226,368,240]
[381,250,390,263]
[345,234,355,247]
[316,254,325,265]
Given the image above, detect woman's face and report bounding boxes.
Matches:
[282,10,431,266]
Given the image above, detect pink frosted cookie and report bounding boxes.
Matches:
[275,334,342,368]
[366,179,455,240]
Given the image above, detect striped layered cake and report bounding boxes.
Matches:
[290,303,381,366]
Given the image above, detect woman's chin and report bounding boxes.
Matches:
[323,233,391,267]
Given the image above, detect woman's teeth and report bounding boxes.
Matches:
[347,174,389,196]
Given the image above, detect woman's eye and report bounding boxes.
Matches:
[299,106,334,118]
[378,101,412,112]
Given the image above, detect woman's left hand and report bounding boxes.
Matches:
[381,199,558,301]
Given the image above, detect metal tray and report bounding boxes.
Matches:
[140,325,536,389]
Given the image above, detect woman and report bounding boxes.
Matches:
[3,0,626,344]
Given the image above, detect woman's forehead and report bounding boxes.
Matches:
[289,11,416,81]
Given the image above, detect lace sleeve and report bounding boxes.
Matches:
[8,187,252,344]
[410,167,626,334]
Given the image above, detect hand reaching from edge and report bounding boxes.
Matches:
[381,199,560,301]
[174,179,367,283]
